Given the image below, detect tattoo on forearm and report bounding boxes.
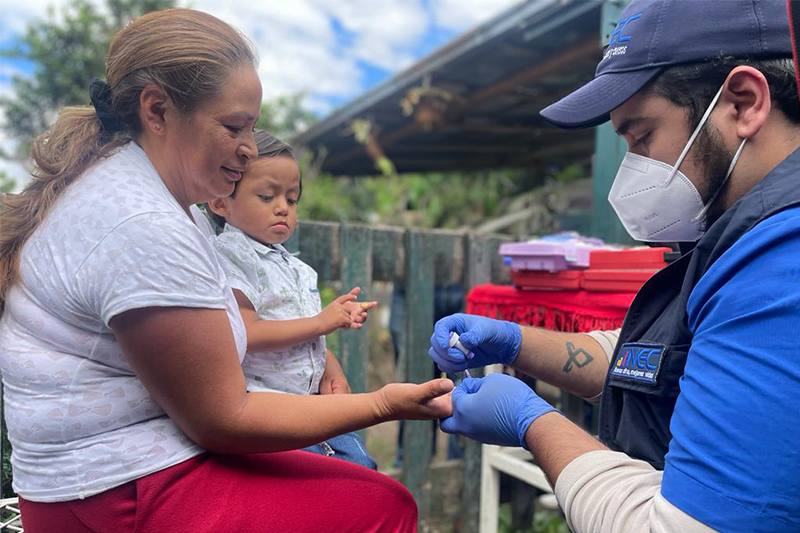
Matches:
[563,341,593,373]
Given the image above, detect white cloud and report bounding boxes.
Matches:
[195,0,430,103]
[0,0,519,125]
[0,0,54,35]
[0,0,107,36]
[318,0,428,71]
[303,95,334,116]
[0,64,24,80]
[432,0,522,31]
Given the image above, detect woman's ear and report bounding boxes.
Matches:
[139,85,170,136]
[724,66,771,140]
[207,197,229,218]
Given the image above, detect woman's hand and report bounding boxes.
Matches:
[439,373,556,448]
[319,350,351,394]
[429,313,522,373]
[373,379,454,421]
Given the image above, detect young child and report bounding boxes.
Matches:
[208,130,378,469]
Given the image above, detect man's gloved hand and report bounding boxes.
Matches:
[439,373,557,448]
[428,313,522,373]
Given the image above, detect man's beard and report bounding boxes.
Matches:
[693,123,736,230]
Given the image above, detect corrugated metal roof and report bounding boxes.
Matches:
[295,0,604,176]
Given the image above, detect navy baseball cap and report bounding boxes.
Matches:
[540,0,793,129]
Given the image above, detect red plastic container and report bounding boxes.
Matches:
[511,270,582,290]
[581,269,656,292]
[589,247,676,270]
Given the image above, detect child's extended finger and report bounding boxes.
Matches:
[348,287,362,296]
[335,293,359,304]
[360,301,378,310]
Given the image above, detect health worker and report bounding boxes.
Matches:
[430,1,800,532]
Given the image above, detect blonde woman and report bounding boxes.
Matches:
[0,9,451,532]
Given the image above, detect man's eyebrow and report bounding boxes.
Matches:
[615,117,645,136]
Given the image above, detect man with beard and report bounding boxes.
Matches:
[429,1,800,532]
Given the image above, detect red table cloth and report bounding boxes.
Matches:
[465,284,636,333]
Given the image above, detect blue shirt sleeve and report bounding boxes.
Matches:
[661,207,800,533]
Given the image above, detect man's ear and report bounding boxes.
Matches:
[207,197,229,218]
[139,85,170,136]
[724,65,771,139]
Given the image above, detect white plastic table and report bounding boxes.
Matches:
[478,364,554,533]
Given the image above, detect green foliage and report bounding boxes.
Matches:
[257,93,317,142]
[1,426,11,498]
[105,0,176,27]
[498,504,570,533]
[344,118,373,145]
[0,0,176,145]
[532,512,571,533]
[374,157,396,177]
[298,169,524,229]
[0,171,17,193]
[552,164,585,184]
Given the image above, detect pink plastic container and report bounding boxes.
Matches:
[500,239,602,273]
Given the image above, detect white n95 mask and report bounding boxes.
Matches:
[608,84,747,242]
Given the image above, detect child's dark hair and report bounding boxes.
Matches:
[206,129,298,229]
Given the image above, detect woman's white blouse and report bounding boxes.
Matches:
[0,142,246,502]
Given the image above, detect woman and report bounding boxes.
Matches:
[0,9,452,532]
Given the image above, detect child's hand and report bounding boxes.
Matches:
[342,287,378,330]
[319,351,351,394]
[317,287,377,334]
[316,291,359,335]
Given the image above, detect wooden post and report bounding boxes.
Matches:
[338,224,373,394]
[293,221,341,281]
[591,0,633,244]
[461,233,494,533]
[401,229,436,522]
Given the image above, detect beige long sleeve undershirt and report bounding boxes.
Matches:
[558,331,718,532]
[581,329,621,404]
[554,451,719,533]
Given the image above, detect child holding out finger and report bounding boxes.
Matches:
[208,130,378,468]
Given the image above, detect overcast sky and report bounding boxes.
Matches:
[0,0,521,185]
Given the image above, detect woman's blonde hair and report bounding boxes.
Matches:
[0,9,257,312]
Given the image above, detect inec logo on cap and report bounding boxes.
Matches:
[603,12,642,62]
[610,342,664,385]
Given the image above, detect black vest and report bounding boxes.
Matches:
[598,147,800,470]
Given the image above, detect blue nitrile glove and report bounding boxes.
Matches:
[439,374,557,448]
[428,313,522,373]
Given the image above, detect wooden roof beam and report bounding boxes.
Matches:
[462,37,599,109]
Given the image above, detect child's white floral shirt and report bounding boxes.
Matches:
[212,224,326,394]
